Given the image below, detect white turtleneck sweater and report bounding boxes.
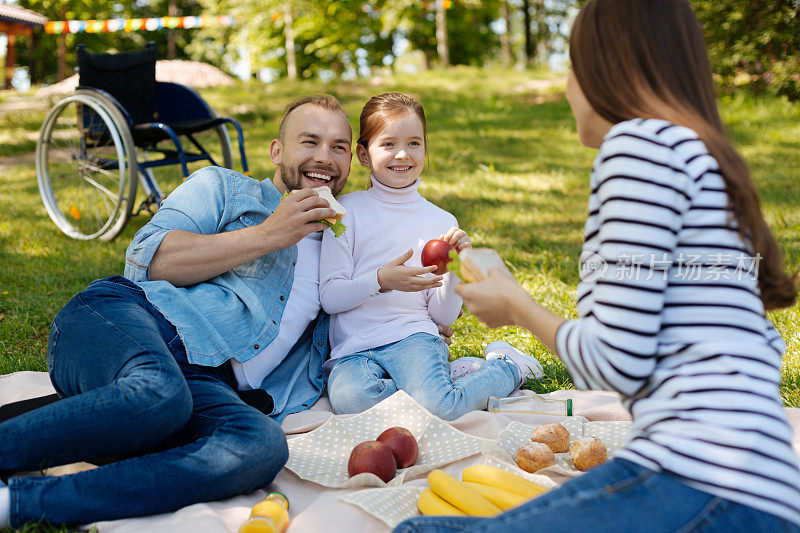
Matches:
[319,176,463,368]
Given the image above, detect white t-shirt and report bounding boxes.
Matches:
[319,176,462,368]
[231,231,322,390]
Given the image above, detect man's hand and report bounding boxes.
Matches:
[440,227,471,252]
[258,188,337,250]
[377,249,442,293]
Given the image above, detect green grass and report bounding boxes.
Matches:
[0,66,798,415]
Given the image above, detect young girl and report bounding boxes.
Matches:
[319,93,542,421]
[396,0,800,530]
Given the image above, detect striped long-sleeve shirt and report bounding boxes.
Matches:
[556,118,800,526]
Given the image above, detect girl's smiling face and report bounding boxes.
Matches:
[357,112,425,189]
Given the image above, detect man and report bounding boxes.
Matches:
[0,95,353,528]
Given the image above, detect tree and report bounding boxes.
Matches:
[382,0,503,69]
[16,0,202,84]
[690,0,800,99]
[516,0,572,68]
[434,0,449,67]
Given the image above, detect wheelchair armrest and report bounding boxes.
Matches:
[155,82,214,124]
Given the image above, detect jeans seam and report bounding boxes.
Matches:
[75,293,155,355]
[675,497,728,533]
[603,463,654,493]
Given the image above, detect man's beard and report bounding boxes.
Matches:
[278,161,304,192]
[278,161,343,195]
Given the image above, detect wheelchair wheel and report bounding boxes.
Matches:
[210,108,234,170]
[36,91,138,241]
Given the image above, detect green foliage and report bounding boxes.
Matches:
[383,0,505,68]
[189,0,392,79]
[15,0,203,84]
[689,1,800,99]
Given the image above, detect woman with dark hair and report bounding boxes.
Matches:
[394,0,800,531]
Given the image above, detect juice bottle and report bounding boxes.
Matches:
[239,492,290,533]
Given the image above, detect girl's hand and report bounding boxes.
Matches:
[378,249,442,292]
[455,269,528,328]
[440,227,471,252]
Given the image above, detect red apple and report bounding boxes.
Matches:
[347,441,397,482]
[421,239,455,275]
[377,426,419,468]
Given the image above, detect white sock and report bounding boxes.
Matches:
[0,486,10,529]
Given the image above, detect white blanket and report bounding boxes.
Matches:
[2,371,798,533]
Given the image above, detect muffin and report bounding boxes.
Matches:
[530,422,570,453]
[568,437,607,471]
[516,442,556,473]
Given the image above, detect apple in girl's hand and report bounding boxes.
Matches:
[347,441,397,482]
[377,426,419,468]
[421,239,455,275]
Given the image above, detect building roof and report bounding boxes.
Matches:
[0,4,48,28]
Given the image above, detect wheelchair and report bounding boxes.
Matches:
[35,42,249,241]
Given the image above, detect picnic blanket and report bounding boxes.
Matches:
[2,371,799,533]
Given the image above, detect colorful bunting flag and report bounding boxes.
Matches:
[44,15,237,34]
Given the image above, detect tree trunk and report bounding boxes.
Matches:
[57,6,67,81]
[283,2,297,80]
[167,0,177,60]
[4,33,15,89]
[57,34,67,81]
[532,0,549,65]
[522,0,533,67]
[435,0,449,68]
[28,30,37,85]
[500,0,512,67]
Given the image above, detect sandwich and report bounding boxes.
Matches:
[448,247,512,282]
[287,186,347,237]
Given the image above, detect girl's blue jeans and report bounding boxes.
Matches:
[394,458,799,532]
[0,276,288,527]
[328,332,519,421]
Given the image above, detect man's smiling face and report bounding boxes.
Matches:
[271,104,352,196]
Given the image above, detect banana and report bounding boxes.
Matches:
[462,481,527,510]
[461,464,550,499]
[427,469,502,516]
[417,488,466,516]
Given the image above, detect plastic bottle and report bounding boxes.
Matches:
[487,392,573,416]
[239,492,290,533]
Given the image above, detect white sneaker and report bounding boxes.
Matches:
[484,341,544,387]
[449,356,485,380]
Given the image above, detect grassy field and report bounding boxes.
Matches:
[1,66,798,414]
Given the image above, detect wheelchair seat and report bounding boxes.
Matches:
[131,117,230,145]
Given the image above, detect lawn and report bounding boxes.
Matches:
[0,66,798,409]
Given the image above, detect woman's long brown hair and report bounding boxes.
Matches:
[570,0,796,310]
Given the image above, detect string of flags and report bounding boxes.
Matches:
[44,15,237,35]
[42,1,454,36]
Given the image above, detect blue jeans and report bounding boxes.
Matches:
[328,333,518,421]
[0,276,288,527]
[394,458,800,532]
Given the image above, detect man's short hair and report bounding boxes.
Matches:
[278,95,348,142]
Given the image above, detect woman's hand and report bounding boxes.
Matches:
[440,227,471,252]
[378,249,442,292]
[455,269,527,327]
[456,269,566,353]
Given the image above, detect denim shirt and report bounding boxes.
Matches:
[123,165,328,421]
